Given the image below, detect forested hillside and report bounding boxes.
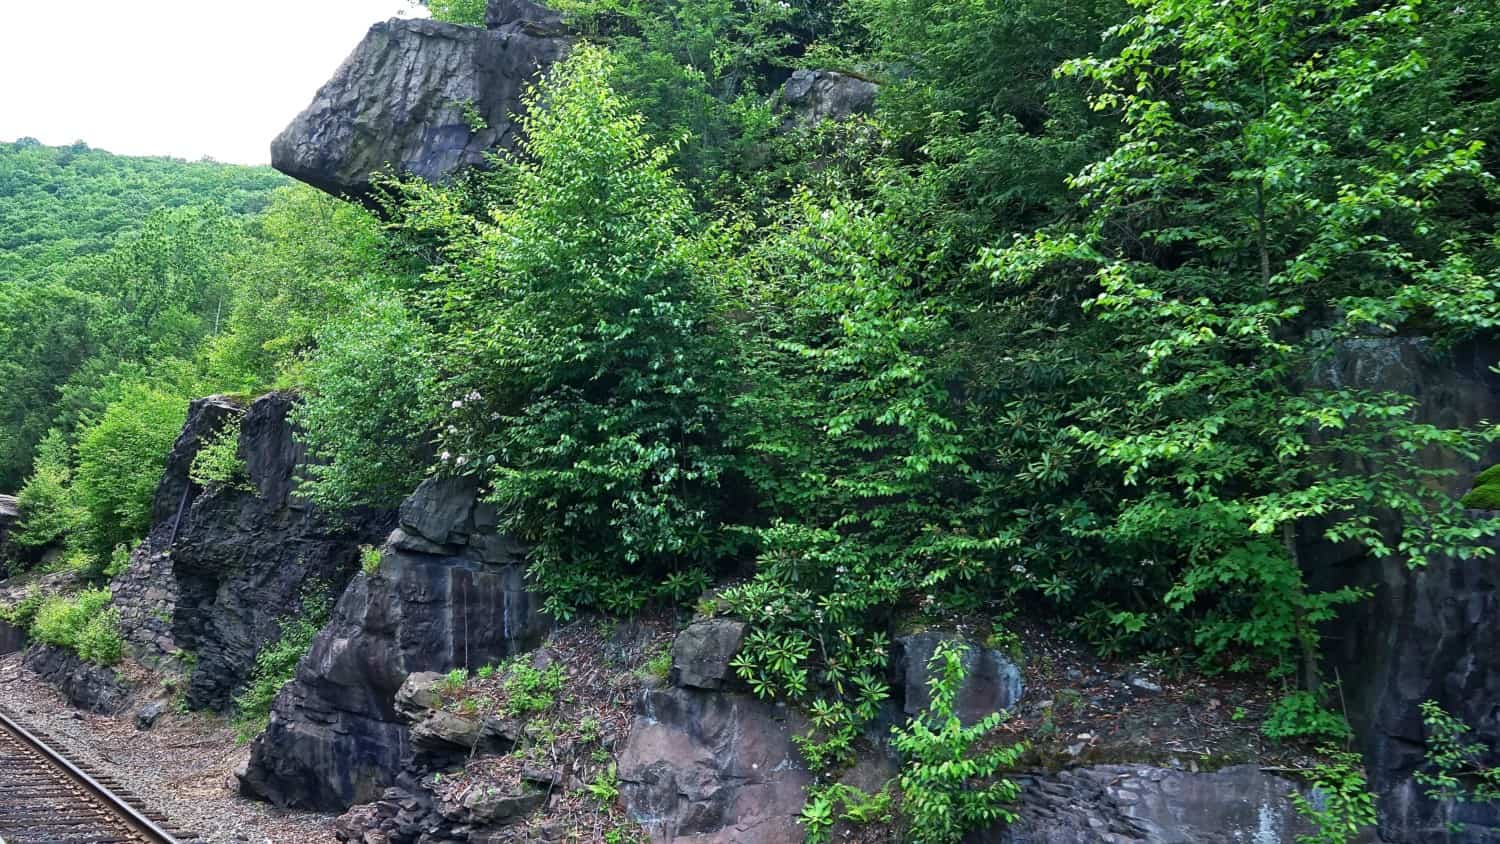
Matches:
[0,139,285,282]
[3,0,1500,840]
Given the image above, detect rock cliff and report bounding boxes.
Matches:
[237,476,548,810]
[111,392,393,710]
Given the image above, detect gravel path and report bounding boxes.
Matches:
[0,652,336,843]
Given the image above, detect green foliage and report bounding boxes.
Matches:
[233,589,333,741]
[1461,465,1500,510]
[441,667,470,693]
[990,0,1500,679]
[189,419,251,494]
[1290,747,1378,844]
[204,186,388,393]
[502,661,565,716]
[0,587,45,629]
[585,763,620,807]
[890,641,1026,843]
[426,0,486,25]
[360,545,382,577]
[1262,692,1353,744]
[1415,700,1500,809]
[295,289,439,510]
[801,782,893,844]
[30,588,121,666]
[641,645,673,682]
[74,384,187,557]
[400,46,739,619]
[0,139,283,285]
[13,430,85,552]
[75,607,124,666]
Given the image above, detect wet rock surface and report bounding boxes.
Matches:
[0,620,22,655]
[239,475,548,811]
[271,9,568,203]
[0,494,18,570]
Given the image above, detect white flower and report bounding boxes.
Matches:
[466,390,482,402]
[455,455,469,466]
[441,450,452,461]
[452,399,463,409]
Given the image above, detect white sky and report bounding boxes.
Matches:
[0,0,426,165]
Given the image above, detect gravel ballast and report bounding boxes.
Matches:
[0,652,336,843]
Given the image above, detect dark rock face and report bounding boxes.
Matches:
[619,685,815,844]
[271,13,567,204]
[1305,337,1500,843]
[0,620,25,655]
[0,494,18,568]
[669,618,745,691]
[776,69,879,130]
[983,765,1330,844]
[112,393,393,711]
[21,644,131,714]
[895,631,1023,726]
[238,476,547,811]
[486,0,566,34]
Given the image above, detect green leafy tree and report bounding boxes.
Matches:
[891,641,1026,843]
[12,430,86,552]
[74,385,187,557]
[425,45,739,618]
[991,0,1500,686]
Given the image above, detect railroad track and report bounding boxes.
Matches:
[0,705,197,843]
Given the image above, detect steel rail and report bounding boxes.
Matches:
[0,704,181,843]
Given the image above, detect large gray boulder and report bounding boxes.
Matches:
[669,618,746,691]
[270,7,568,204]
[238,475,548,811]
[776,69,879,130]
[619,685,816,843]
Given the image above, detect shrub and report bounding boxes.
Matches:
[1263,691,1353,743]
[75,608,124,666]
[13,430,85,553]
[74,385,187,556]
[426,0,485,25]
[891,642,1026,844]
[1416,699,1500,807]
[503,661,565,716]
[1290,747,1378,844]
[30,588,120,665]
[360,545,382,576]
[423,46,738,619]
[0,587,44,629]
[189,420,252,494]
[296,290,439,511]
[233,590,332,741]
